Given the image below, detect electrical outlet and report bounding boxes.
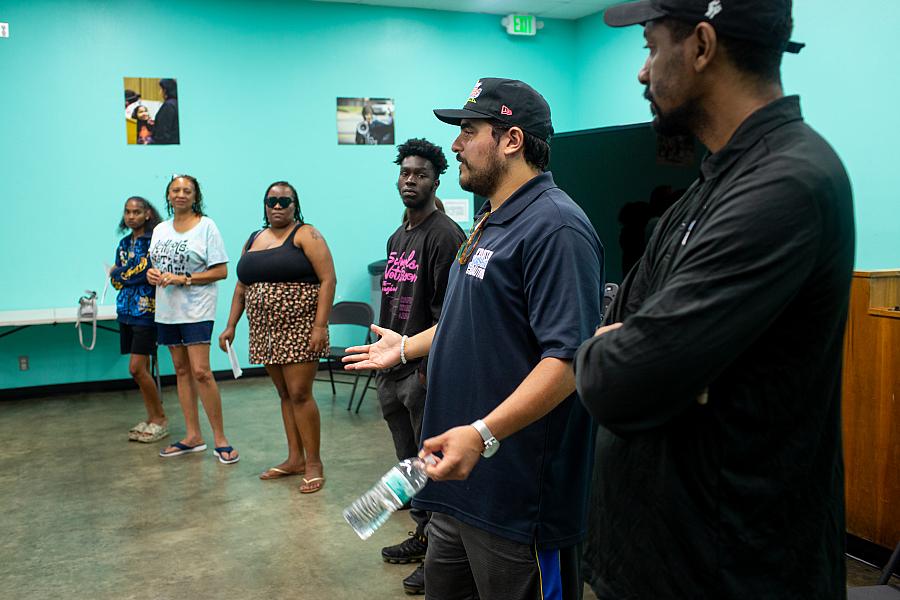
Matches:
[18,356,28,371]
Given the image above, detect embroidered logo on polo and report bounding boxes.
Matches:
[465,248,494,280]
[467,80,483,104]
[705,0,722,19]
[500,105,513,116]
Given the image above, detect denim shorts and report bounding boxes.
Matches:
[156,321,214,347]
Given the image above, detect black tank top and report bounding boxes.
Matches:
[236,223,320,285]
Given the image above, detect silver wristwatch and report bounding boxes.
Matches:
[471,419,499,458]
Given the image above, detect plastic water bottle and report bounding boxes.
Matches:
[343,455,436,540]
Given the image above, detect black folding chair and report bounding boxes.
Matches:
[602,282,619,322]
[318,301,376,412]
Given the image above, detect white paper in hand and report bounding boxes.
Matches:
[101,263,114,304]
[225,340,243,379]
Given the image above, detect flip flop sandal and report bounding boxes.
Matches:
[138,423,169,443]
[259,467,304,480]
[214,446,240,465]
[128,421,148,441]
[159,441,207,458]
[300,476,325,494]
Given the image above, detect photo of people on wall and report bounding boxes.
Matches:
[123,77,180,145]
[336,97,394,145]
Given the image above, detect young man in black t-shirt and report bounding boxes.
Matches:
[376,138,465,595]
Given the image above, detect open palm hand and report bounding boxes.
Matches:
[342,324,403,371]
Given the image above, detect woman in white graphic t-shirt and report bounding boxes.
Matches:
[147,175,239,465]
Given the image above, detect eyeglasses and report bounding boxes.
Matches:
[457,211,490,265]
[265,196,295,209]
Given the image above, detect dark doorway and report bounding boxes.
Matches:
[550,123,703,284]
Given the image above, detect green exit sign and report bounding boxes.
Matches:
[506,14,536,36]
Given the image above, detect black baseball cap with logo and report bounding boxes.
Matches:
[604,0,804,54]
[433,78,554,141]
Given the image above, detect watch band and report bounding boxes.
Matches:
[471,419,493,444]
[471,419,500,458]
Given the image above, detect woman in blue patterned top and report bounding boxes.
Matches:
[110,196,168,443]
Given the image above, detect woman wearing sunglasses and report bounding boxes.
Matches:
[219,181,335,493]
[147,175,239,465]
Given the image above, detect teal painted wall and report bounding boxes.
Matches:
[573,0,900,270]
[0,0,578,390]
[573,15,648,128]
[2,0,898,390]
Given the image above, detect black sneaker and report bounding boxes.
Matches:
[381,531,427,564]
[402,564,425,595]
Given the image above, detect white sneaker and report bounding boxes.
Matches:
[138,422,169,443]
[128,421,148,441]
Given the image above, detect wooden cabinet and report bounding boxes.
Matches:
[842,271,900,548]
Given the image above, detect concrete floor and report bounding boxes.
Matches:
[0,375,426,600]
[0,374,891,599]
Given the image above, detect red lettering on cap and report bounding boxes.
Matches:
[500,105,513,116]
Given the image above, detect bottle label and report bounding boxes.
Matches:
[383,467,416,505]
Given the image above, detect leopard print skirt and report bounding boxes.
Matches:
[245,282,329,365]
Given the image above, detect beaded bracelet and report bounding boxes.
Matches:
[400,335,409,365]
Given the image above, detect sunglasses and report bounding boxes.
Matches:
[457,211,491,265]
[265,196,295,209]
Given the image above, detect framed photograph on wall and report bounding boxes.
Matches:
[123,77,180,145]
[337,97,395,145]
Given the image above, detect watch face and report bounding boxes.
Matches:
[482,438,499,458]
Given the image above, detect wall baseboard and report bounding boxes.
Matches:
[0,362,343,401]
[847,533,898,575]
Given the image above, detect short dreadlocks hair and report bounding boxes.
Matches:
[394,138,448,178]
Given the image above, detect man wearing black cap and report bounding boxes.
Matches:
[345,78,604,599]
[575,1,854,598]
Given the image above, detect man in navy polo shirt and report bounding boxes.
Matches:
[345,78,604,599]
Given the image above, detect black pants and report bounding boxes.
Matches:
[376,369,429,534]
[425,513,583,600]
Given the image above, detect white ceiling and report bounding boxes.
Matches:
[311,0,620,20]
